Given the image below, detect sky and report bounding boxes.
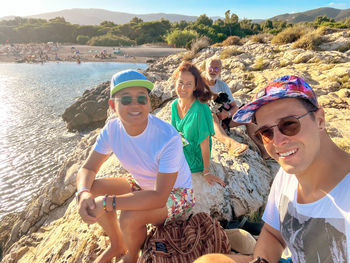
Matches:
[1,0,349,20]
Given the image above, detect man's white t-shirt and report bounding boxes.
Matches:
[209,79,235,104]
[94,114,192,191]
[263,168,350,263]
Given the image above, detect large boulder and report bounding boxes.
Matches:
[62,82,110,132]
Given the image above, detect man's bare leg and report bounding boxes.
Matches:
[119,207,168,263]
[90,178,131,263]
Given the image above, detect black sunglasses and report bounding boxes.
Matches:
[254,110,316,144]
[115,95,148,105]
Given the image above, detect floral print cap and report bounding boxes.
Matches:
[233,75,319,123]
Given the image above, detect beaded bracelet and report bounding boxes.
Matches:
[75,188,90,203]
[103,194,108,212]
[112,196,116,211]
[249,257,269,263]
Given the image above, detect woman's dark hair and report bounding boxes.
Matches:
[174,61,214,103]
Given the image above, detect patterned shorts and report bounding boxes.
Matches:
[127,177,195,224]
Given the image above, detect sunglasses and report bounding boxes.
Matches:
[209,66,220,72]
[114,95,148,105]
[254,110,316,144]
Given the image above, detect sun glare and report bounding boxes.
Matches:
[1,0,45,17]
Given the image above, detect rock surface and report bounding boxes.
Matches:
[1,29,349,262]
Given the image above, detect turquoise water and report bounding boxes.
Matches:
[0,62,147,218]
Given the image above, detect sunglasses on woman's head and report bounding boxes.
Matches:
[114,95,148,105]
[254,110,316,144]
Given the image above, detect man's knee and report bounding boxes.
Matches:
[194,253,235,263]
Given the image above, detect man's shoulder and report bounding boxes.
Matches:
[149,114,179,136]
[215,79,229,87]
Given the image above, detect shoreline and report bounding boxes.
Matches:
[0,43,186,64]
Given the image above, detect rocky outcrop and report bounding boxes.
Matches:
[1,29,350,262]
[62,82,110,132]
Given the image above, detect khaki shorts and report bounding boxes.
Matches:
[127,176,195,224]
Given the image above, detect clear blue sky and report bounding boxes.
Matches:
[1,0,349,19]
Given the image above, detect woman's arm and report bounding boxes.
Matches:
[200,136,225,186]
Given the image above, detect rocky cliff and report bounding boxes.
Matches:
[1,29,349,263]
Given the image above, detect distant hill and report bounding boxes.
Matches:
[269,7,350,23]
[0,8,198,25]
[1,7,349,25]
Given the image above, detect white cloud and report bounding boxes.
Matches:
[327,2,348,8]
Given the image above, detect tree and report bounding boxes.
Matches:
[165,29,198,47]
[224,10,239,36]
[100,21,116,27]
[196,14,213,27]
[130,17,143,24]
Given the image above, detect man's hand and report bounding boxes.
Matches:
[87,196,106,219]
[217,110,230,120]
[78,191,97,224]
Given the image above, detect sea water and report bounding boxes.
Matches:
[0,61,147,219]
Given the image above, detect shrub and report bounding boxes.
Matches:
[252,57,268,71]
[291,32,323,51]
[271,25,312,45]
[76,35,89,44]
[165,29,198,48]
[222,35,241,46]
[182,51,196,61]
[316,26,339,36]
[250,33,273,43]
[88,34,135,46]
[190,35,210,54]
[220,48,244,59]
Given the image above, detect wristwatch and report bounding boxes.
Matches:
[249,257,269,263]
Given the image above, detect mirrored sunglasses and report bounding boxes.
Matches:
[209,66,220,72]
[254,110,316,144]
[115,95,148,105]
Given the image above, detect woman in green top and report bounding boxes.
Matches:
[171,61,225,187]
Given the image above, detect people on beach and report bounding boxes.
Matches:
[203,57,268,159]
[197,75,350,262]
[76,69,194,263]
[171,61,225,187]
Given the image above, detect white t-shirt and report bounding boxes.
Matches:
[209,79,235,104]
[94,114,192,191]
[263,168,350,263]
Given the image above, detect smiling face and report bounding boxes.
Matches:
[206,59,221,82]
[175,71,196,101]
[109,86,150,135]
[255,98,325,175]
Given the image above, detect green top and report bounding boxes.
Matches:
[171,99,215,173]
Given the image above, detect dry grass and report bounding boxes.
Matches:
[182,51,196,61]
[250,33,273,43]
[252,57,268,71]
[191,36,210,54]
[271,25,313,45]
[222,35,242,46]
[220,48,244,59]
[291,32,323,51]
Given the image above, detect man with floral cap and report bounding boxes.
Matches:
[195,75,350,263]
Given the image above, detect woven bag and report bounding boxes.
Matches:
[137,212,231,263]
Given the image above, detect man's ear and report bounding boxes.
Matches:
[108,99,116,111]
[315,107,326,130]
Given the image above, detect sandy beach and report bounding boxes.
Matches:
[0,43,186,63]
